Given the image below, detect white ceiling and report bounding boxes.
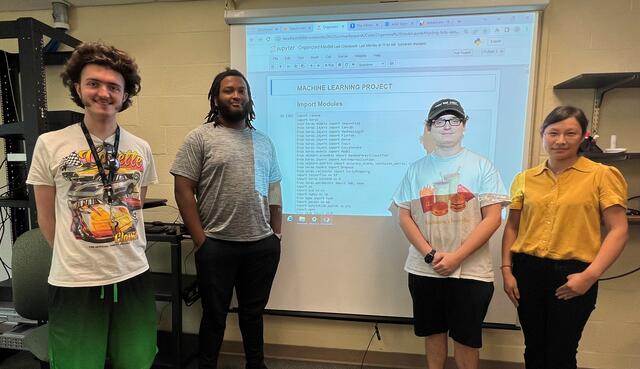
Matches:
[0,0,197,12]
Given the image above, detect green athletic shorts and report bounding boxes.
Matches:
[48,271,157,369]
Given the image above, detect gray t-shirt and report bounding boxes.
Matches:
[171,124,281,242]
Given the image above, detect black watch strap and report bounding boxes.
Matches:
[424,249,437,264]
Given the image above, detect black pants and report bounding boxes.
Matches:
[195,235,281,369]
[512,253,598,369]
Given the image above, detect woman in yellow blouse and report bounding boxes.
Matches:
[501,106,628,369]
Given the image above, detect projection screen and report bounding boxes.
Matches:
[228,2,543,326]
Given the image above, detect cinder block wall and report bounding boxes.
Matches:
[0,1,638,367]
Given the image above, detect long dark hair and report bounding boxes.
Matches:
[541,106,588,154]
[205,69,255,129]
[541,106,588,135]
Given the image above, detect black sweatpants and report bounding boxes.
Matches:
[195,234,281,369]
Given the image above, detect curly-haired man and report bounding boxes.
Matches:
[27,42,158,369]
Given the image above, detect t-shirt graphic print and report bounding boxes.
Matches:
[61,146,145,245]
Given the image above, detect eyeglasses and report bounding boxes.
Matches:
[103,143,120,173]
[543,131,582,140]
[430,117,463,128]
[103,143,120,204]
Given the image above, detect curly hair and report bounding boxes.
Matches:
[60,42,141,111]
[205,68,256,129]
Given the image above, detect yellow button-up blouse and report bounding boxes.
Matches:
[509,156,627,262]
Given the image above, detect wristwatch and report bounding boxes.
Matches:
[424,249,437,264]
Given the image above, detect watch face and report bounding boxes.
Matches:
[424,250,436,264]
[425,253,434,264]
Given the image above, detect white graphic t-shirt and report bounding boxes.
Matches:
[393,148,510,282]
[27,123,158,287]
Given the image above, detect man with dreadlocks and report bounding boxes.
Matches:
[171,69,282,369]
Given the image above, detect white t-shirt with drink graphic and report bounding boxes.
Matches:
[393,148,509,282]
[27,123,158,287]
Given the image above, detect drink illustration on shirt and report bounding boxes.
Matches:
[419,186,435,212]
[419,171,475,217]
[61,146,145,244]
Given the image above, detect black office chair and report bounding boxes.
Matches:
[11,228,52,367]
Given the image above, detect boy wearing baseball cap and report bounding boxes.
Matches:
[393,98,509,369]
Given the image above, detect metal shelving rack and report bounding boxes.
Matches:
[554,73,640,225]
[0,17,82,238]
[553,72,640,137]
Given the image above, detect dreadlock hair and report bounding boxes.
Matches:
[205,68,256,129]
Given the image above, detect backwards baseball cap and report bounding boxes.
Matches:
[427,98,466,121]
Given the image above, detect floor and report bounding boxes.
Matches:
[0,351,384,369]
[195,354,385,369]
